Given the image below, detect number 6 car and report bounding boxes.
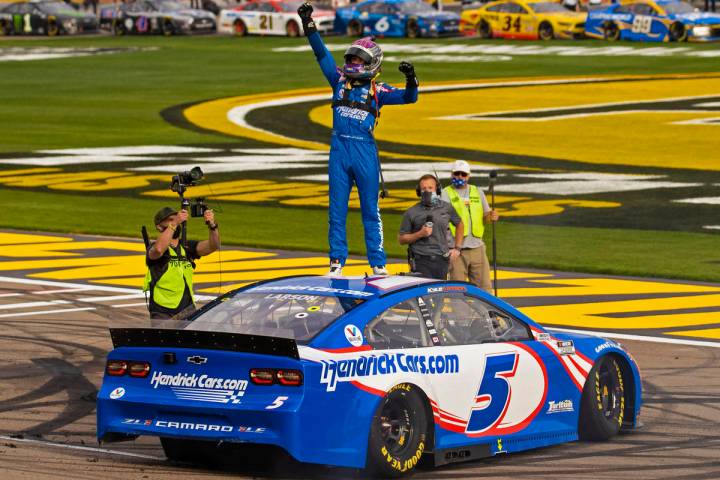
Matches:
[97,275,642,476]
[218,0,335,37]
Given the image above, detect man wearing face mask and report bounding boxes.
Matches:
[441,160,499,293]
[399,175,464,279]
[143,207,220,320]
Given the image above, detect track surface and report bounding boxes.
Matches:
[0,232,719,479]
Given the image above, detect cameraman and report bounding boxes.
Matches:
[144,207,220,320]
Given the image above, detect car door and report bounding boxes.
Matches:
[483,2,511,37]
[239,2,261,32]
[415,292,574,450]
[254,2,276,33]
[630,2,665,40]
[367,1,395,35]
[499,2,528,38]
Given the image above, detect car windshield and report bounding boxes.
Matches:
[280,1,304,12]
[38,2,80,14]
[662,1,694,14]
[153,0,184,11]
[398,1,436,13]
[185,292,365,341]
[529,2,568,12]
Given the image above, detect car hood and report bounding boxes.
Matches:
[538,11,587,20]
[670,11,720,24]
[414,11,460,21]
[176,8,215,18]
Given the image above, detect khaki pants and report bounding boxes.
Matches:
[448,245,492,293]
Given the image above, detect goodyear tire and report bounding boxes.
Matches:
[160,437,218,464]
[538,21,553,40]
[0,19,11,36]
[604,21,620,41]
[162,18,175,36]
[579,355,625,441]
[112,19,126,35]
[406,17,420,38]
[233,19,247,36]
[347,19,363,37]
[366,384,428,477]
[47,19,59,36]
[669,22,687,42]
[477,20,492,39]
[286,19,300,37]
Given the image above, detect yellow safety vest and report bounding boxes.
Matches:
[143,244,194,309]
[444,185,485,238]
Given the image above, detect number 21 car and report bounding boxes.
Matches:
[218,0,335,37]
[460,0,587,40]
[97,275,642,476]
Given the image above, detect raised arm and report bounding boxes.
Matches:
[378,61,419,106]
[298,2,340,87]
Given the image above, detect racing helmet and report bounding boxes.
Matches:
[343,37,383,80]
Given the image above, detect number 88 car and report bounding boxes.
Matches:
[97,275,641,476]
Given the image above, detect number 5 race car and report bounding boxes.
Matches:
[97,275,642,476]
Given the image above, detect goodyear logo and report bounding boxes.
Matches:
[320,353,459,391]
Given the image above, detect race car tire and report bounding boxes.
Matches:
[160,437,219,464]
[286,19,300,37]
[47,19,59,37]
[603,21,620,41]
[347,19,363,37]
[579,355,625,441]
[538,21,553,40]
[0,19,11,36]
[233,19,247,36]
[112,19,127,35]
[162,18,175,36]
[477,20,492,39]
[406,17,420,38]
[366,384,428,477]
[669,22,687,42]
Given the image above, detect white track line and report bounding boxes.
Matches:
[0,293,23,298]
[0,307,95,319]
[0,434,163,461]
[33,287,97,295]
[548,327,720,349]
[77,294,144,303]
[111,302,148,308]
[0,300,70,310]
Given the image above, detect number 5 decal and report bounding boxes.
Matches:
[466,352,518,434]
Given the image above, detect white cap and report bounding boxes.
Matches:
[451,160,471,175]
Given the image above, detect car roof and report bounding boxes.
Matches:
[242,275,437,299]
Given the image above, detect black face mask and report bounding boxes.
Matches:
[421,191,434,207]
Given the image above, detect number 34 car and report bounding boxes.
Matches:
[460,0,587,40]
[97,275,642,476]
[218,0,335,37]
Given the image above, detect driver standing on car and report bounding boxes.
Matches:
[298,2,419,277]
[143,206,220,320]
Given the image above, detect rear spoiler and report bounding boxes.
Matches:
[109,328,299,360]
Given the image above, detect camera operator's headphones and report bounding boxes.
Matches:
[415,174,442,197]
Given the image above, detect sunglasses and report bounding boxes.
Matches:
[452,171,468,177]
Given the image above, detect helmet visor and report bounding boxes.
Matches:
[344,46,373,65]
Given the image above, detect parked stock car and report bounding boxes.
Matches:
[97,275,642,476]
[334,0,461,38]
[99,0,216,35]
[461,0,586,39]
[218,0,334,37]
[0,0,98,36]
[585,0,720,42]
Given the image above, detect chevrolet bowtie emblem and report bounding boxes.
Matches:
[186,355,208,365]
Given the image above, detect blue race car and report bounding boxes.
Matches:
[334,0,461,38]
[585,0,720,42]
[97,275,642,476]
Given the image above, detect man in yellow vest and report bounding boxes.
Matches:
[144,206,220,319]
[441,160,500,292]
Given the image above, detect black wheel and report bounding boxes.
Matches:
[233,19,247,36]
[47,19,59,36]
[538,21,553,40]
[366,384,428,477]
[347,19,363,37]
[160,437,219,464]
[604,21,620,41]
[477,20,492,39]
[162,18,175,36]
[112,19,127,35]
[0,19,11,36]
[669,22,687,42]
[406,17,420,38]
[579,355,625,441]
[286,20,300,37]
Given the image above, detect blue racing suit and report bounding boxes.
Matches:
[307,32,418,267]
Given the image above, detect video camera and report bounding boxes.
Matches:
[170,166,204,194]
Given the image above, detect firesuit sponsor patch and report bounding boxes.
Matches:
[320,353,460,391]
[336,106,369,121]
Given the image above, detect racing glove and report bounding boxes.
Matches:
[297,2,316,35]
[399,61,419,88]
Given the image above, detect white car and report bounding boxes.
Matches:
[218,0,334,36]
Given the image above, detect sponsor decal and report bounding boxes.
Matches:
[547,399,574,414]
[150,371,248,404]
[535,332,551,342]
[266,395,289,410]
[266,293,321,301]
[153,420,265,433]
[427,286,467,294]
[344,324,364,347]
[249,285,373,298]
[122,418,152,426]
[186,355,207,365]
[556,340,575,355]
[320,353,459,391]
[109,387,126,399]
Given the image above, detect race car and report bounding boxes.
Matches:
[460,0,587,40]
[334,0,461,38]
[99,0,216,35]
[218,0,335,37]
[585,0,720,42]
[97,275,642,476]
[0,0,98,36]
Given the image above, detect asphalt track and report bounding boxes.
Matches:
[0,231,719,479]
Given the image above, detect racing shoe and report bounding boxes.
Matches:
[372,265,389,276]
[328,260,343,277]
